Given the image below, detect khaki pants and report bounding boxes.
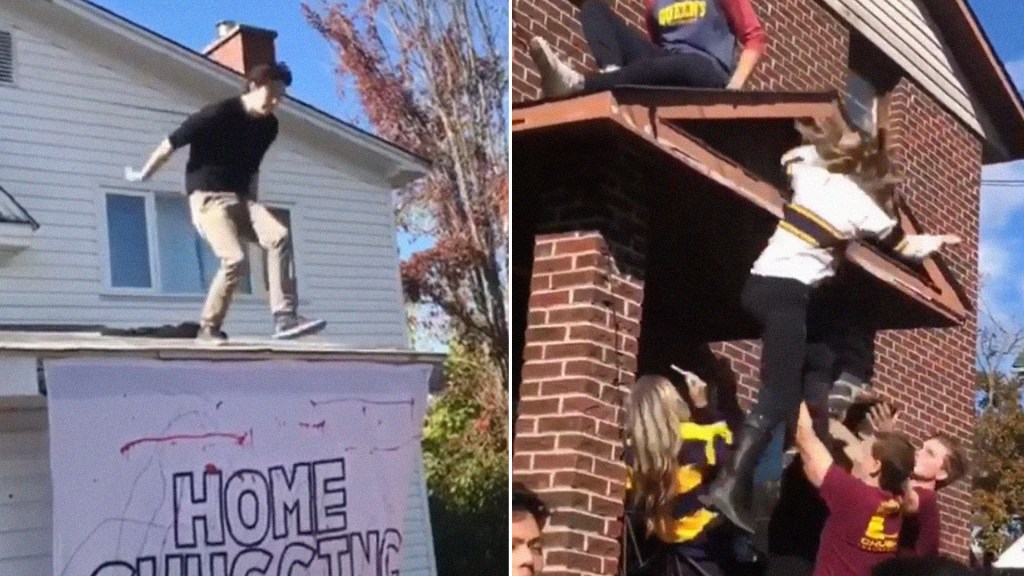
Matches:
[189,191,295,329]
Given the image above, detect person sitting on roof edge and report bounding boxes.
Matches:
[526,0,767,99]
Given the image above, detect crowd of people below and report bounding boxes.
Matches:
[512,370,971,576]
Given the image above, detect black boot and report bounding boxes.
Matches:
[699,414,772,534]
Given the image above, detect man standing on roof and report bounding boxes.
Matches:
[126,62,325,342]
[526,0,767,98]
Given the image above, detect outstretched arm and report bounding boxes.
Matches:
[796,402,833,488]
[892,234,962,261]
[127,138,175,182]
[127,103,219,182]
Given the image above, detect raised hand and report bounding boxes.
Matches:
[671,365,709,408]
[866,401,899,434]
[124,166,146,182]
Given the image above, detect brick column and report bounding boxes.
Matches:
[512,231,644,576]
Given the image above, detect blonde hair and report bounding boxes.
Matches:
[795,116,901,215]
[625,375,690,534]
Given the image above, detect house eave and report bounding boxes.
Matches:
[925,0,1024,163]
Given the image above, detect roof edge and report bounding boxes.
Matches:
[926,0,1024,163]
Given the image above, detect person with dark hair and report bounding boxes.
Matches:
[526,0,767,98]
[766,400,969,575]
[792,402,917,576]
[512,484,549,576]
[872,555,973,576]
[126,62,325,342]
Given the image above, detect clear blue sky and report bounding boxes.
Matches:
[87,0,364,122]
[968,0,1024,370]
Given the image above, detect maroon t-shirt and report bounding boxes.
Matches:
[813,465,904,576]
[898,487,940,556]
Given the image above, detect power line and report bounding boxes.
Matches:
[982,180,1024,188]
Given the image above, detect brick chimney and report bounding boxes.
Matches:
[202,21,277,77]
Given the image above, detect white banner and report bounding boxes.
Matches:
[46,359,432,576]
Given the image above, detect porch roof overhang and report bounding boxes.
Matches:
[513,88,969,336]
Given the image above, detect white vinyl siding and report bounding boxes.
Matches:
[819,0,982,134]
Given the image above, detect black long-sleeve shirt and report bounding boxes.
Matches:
[168,97,278,195]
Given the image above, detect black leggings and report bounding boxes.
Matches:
[744,276,877,441]
[577,0,730,92]
[742,275,834,439]
[808,282,876,385]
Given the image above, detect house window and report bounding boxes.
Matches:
[104,191,291,295]
[845,71,878,134]
[845,33,898,137]
[106,194,152,288]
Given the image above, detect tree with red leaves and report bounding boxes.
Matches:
[303,0,509,382]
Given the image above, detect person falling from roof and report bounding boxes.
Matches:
[624,371,742,576]
[526,0,767,99]
[125,62,325,343]
[794,401,918,576]
[700,116,961,535]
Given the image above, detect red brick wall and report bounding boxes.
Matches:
[514,232,643,575]
[746,0,848,92]
[875,77,981,557]
[513,0,981,563]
